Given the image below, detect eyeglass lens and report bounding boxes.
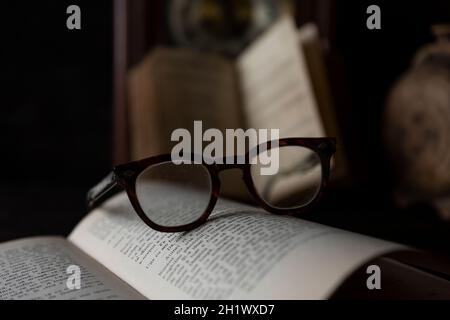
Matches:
[135,162,212,227]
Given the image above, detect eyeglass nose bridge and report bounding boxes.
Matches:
[214,155,249,172]
[216,163,247,172]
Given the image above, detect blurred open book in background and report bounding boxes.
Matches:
[127,15,347,201]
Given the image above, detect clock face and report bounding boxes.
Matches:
[168,0,283,55]
[385,64,450,196]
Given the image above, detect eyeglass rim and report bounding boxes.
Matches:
[87,137,336,233]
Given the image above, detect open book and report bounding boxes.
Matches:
[128,15,347,201]
[2,189,450,300]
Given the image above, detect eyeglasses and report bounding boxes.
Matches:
[87,137,336,233]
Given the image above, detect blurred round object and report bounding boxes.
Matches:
[168,0,291,55]
[384,25,450,201]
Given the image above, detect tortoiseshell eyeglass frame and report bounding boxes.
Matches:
[87,137,336,233]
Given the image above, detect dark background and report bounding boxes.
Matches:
[1,1,113,238]
[1,1,450,254]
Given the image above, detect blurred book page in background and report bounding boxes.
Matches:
[237,15,325,139]
[128,48,242,159]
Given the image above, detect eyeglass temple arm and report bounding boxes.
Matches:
[87,172,122,209]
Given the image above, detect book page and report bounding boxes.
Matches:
[128,52,163,159]
[237,15,325,138]
[0,236,144,300]
[69,191,405,299]
[128,47,243,159]
[236,16,329,199]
